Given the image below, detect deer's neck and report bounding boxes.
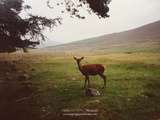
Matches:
[77,62,83,72]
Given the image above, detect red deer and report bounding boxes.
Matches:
[73,56,106,88]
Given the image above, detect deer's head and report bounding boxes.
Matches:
[73,56,84,63]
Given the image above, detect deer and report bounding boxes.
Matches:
[73,56,106,89]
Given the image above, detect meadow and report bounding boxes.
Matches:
[0,52,160,120]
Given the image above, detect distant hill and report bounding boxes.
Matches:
[45,20,160,54]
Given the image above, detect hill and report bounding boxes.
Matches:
[45,20,160,54]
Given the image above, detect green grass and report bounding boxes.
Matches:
[22,52,160,120]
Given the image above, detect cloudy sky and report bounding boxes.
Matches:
[23,0,160,46]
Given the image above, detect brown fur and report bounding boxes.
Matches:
[81,64,105,75]
[74,56,106,88]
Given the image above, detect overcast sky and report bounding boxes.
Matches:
[23,0,160,46]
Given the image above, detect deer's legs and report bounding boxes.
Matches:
[88,76,91,88]
[84,76,89,88]
[99,73,106,88]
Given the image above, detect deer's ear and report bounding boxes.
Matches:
[81,56,84,59]
[73,56,77,60]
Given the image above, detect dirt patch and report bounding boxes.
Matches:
[0,59,40,120]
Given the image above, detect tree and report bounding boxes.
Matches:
[0,0,111,53]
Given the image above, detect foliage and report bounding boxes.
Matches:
[0,0,111,53]
[81,0,111,17]
[0,0,61,52]
[47,0,111,18]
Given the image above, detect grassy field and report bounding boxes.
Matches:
[0,52,160,120]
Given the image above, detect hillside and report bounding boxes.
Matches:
[45,20,160,54]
